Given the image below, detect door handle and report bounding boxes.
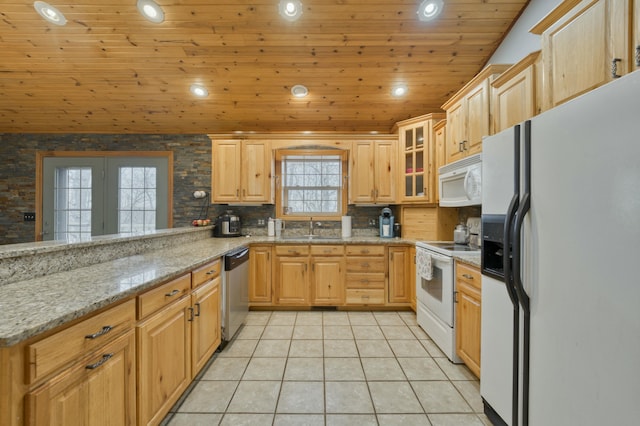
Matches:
[611,58,622,79]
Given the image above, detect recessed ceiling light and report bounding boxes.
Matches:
[291,85,309,98]
[279,0,303,22]
[190,84,209,98]
[33,1,67,26]
[137,0,165,23]
[417,0,444,22]
[391,84,408,97]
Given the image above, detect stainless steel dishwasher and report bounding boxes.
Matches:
[221,246,249,346]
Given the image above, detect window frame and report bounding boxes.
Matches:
[274,148,348,221]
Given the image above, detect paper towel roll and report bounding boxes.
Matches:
[341,216,352,238]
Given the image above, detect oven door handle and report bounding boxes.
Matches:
[417,249,452,264]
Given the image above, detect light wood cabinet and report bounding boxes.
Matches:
[433,120,447,203]
[26,330,136,426]
[442,65,511,165]
[395,113,445,203]
[191,277,221,377]
[249,245,273,306]
[491,51,543,134]
[274,245,310,306]
[388,246,411,305]
[350,140,396,204]
[531,0,638,111]
[455,262,482,378]
[211,139,273,203]
[409,246,417,312]
[310,245,345,305]
[345,245,386,306]
[137,294,191,426]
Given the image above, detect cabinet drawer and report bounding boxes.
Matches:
[345,245,385,256]
[345,289,385,305]
[138,274,191,320]
[275,245,310,256]
[192,258,221,288]
[456,263,481,290]
[310,245,344,256]
[26,299,135,384]
[346,257,385,273]
[346,273,385,289]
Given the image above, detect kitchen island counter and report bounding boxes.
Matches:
[0,229,416,347]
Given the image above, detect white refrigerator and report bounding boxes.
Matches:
[480,70,640,426]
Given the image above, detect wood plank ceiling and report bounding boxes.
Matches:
[0,0,528,134]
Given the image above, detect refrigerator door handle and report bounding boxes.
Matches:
[513,120,532,426]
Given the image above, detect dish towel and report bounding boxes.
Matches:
[417,250,433,281]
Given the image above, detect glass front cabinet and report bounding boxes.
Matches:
[396,113,445,203]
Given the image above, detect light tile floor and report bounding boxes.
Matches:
[163,311,492,426]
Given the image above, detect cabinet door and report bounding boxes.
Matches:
[212,140,241,202]
[493,66,535,134]
[26,331,136,426]
[456,281,481,378]
[137,296,191,426]
[465,81,490,155]
[446,101,465,164]
[374,141,395,203]
[191,277,221,377]
[542,0,630,108]
[249,245,273,305]
[242,140,272,203]
[409,246,417,311]
[275,256,309,305]
[433,122,446,202]
[350,141,375,203]
[388,247,410,304]
[311,256,345,305]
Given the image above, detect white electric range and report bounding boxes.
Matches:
[415,241,480,363]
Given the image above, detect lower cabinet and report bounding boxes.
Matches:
[137,295,192,426]
[455,262,482,378]
[274,245,310,305]
[249,245,273,305]
[388,246,411,304]
[191,277,221,377]
[310,245,345,305]
[26,330,136,426]
[345,245,386,306]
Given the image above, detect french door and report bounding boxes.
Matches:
[41,156,169,242]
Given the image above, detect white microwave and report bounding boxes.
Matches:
[438,153,482,207]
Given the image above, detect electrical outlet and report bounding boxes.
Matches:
[24,212,36,222]
[369,218,377,227]
[257,219,266,226]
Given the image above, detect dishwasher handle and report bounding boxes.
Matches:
[224,247,249,271]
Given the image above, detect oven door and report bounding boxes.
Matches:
[416,249,454,327]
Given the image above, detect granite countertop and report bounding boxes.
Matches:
[453,253,481,268]
[0,234,416,347]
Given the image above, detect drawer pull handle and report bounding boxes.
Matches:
[362,263,370,268]
[85,325,113,340]
[165,289,180,297]
[462,274,474,280]
[611,58,622,78]
[361,250,370,254]
[206,270,217,275]
[85,353,113,370]
[188,307,195,322]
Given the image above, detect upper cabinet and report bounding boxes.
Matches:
[491,51,543,134]
[531,0,639,111]
[433,120,447,203]
[211,139,273,204]
[349,140,396,204]
[441,64,511,165]
[395,113,445,203]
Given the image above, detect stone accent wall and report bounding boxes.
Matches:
[0,134,211,245]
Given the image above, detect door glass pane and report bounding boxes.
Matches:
[416,127,424,148]
[54,167,93,242]
[405,175,413,197]
[118,166,157,234]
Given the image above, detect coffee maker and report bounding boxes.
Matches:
[379,207,394,238]
[214,210,242,237]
